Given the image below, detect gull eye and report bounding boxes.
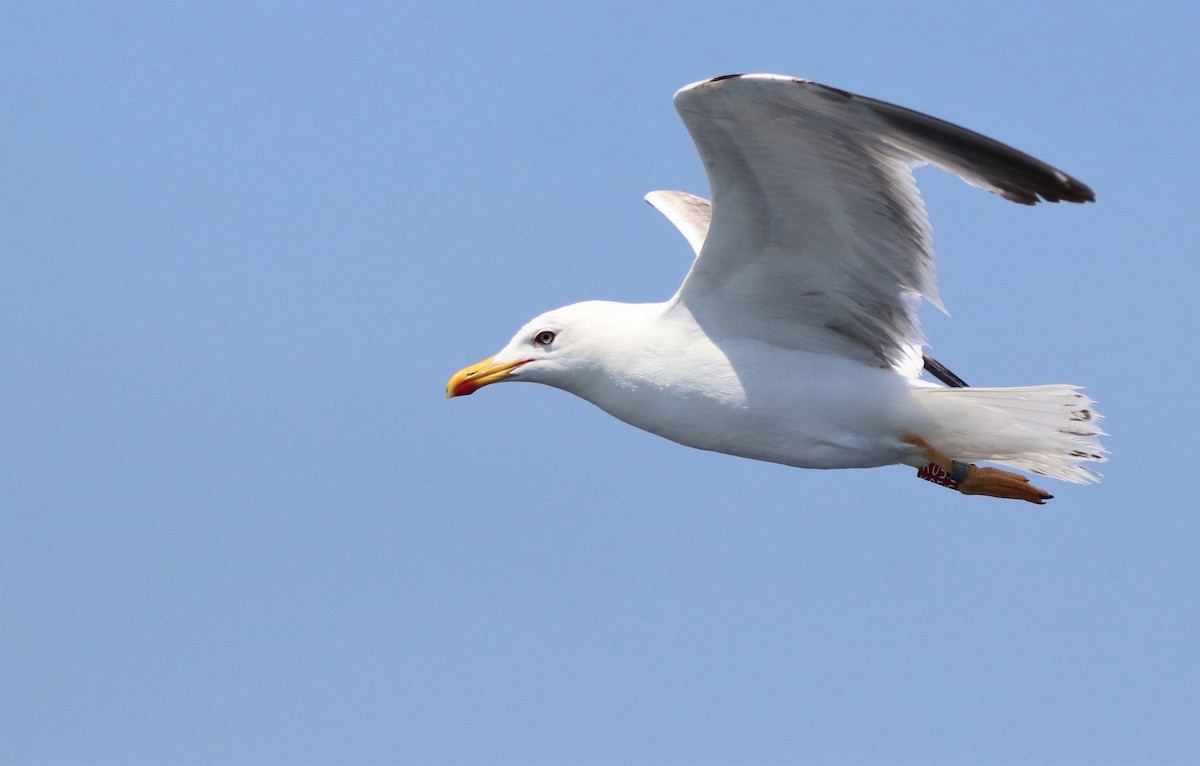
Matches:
[533,330,556,346]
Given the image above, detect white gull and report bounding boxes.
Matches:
[447,74,1106,503]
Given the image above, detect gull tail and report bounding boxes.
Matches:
[914,385,1107,484]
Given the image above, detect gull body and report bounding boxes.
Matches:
[487,300,929,471]
[448,74,1107,501]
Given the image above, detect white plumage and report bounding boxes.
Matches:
[448,75,1106,501]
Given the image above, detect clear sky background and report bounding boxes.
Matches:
[2,2,1197,764]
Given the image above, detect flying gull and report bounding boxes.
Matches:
[447,74,1106,503]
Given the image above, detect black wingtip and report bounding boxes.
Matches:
[923,355,969,388]
[1028,174,1095,205]
[870,103,1096,206]
[1063,178,1096,204]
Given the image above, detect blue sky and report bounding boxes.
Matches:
[2,2,1197,764]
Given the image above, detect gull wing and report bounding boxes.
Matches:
[645,190,712,256]
[671,74,1093,372]
[646,188,974,386]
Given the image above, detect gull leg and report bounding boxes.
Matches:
[906,436,1053,505]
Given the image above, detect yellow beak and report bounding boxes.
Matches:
[446,356,530,398]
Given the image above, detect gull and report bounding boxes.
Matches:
[447,74,1106,503]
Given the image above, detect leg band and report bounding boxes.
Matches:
[950,460,971,484]
[921,461,960,492]
[917,460,972,490]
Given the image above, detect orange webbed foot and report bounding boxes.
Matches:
[958,465,1053,505]
[906,435,1053,504]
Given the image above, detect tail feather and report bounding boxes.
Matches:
[915,385,1107,484]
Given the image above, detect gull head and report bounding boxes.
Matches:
[446,301,631,399]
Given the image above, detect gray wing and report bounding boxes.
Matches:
[670,74,1093,373]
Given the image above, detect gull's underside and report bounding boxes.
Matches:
[447,74,1107,504]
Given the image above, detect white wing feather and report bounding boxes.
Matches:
[644,190,711,256]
